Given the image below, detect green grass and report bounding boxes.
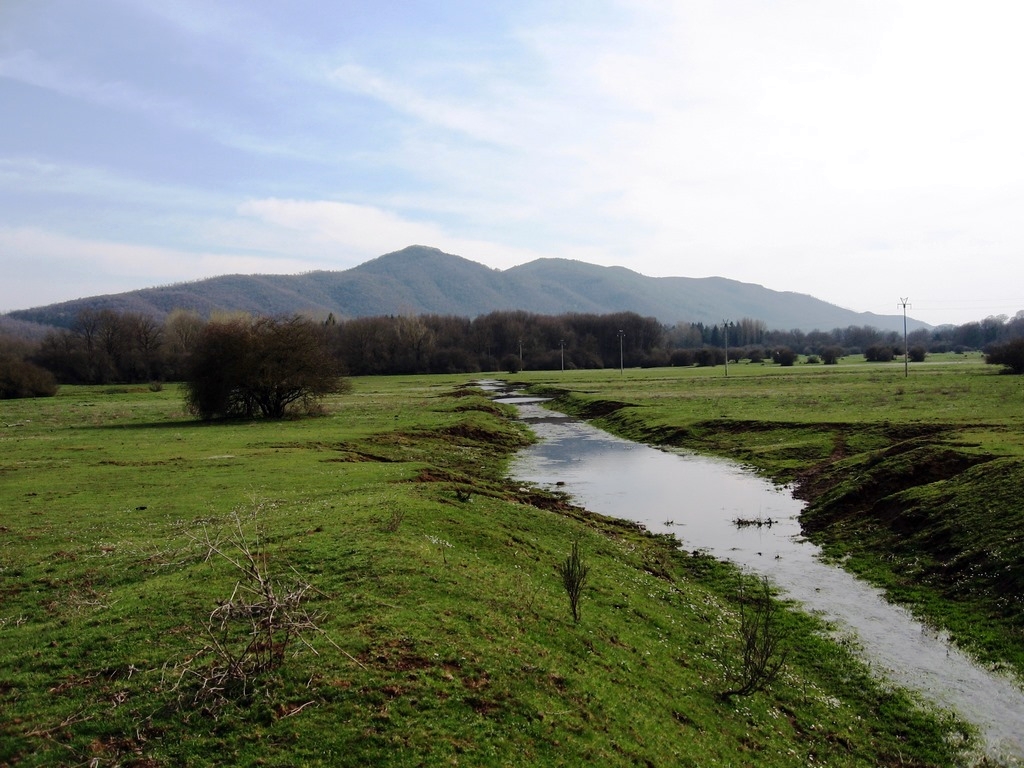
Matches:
[0,376,987,765]
[516,357,1024,678]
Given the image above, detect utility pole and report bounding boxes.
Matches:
[723,320,729,378]
[899,298,910,377]
[560,339,565,372]
[617,329,625,374]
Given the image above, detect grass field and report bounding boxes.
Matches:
[0,372,1004,766]
[517,354,1024,680]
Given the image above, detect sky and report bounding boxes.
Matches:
[2,1,1023,327]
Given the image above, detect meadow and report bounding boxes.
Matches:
[0,370,1006,766]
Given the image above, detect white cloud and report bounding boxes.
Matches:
[237,198,543,269]
[238,198,449,253]
[329,64,513,146]
[0,227,316,311]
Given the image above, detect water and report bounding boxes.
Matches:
[499,393,1024,764]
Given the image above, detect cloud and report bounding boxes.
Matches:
[0,227,316,311]
[0,49,196,126]
[237,198,543,269]
[239,198,447,252]
[0,47,311,160]
[329,64,505,145]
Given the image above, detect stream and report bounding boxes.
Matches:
[491,387,1024,764]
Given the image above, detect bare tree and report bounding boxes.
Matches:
[721,576,789,699]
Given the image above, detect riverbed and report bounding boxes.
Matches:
[497,390,1024,764]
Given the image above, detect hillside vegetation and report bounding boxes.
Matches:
[0,377,974,766]
[4,245,922,332]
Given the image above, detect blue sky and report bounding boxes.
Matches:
[2,0,1023,326]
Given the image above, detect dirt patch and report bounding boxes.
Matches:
[798,443,990,533]
[439,422,530,450]
[442,387,480,398]
[791,424,953,502]
[451,401,506,416]
[511,485,578,513]
[363,637,433,672]
[464,695,502,716]
[414,468,468,484]
[576,399,630,419]
[323,449,397,463]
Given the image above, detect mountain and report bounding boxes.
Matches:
[3,245,928,333]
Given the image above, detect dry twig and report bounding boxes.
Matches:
[165,506,345,710]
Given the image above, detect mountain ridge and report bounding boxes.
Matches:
[3,245,928,333]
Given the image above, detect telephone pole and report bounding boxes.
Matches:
[899,298,910,377]
[723,320,729,378]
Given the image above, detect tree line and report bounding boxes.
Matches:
[3,306,1024,399]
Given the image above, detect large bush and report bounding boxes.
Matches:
[0,357,58,399]
[772,347,797,366]
[821,346,844,365]
[986,338,1024,374]
[184,316,345,419]
[695,347,725,367]
[669,349,695,367]
[864,345,895,362]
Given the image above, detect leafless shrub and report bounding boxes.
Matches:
[721,576,789,699]
[165,506,340,710]
[509,568,543,627]
[381,507,406,533]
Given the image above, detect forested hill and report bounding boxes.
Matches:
[5,245,927,333]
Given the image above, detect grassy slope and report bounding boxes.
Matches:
[520,356,1024,678]
[0,378,974,766]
